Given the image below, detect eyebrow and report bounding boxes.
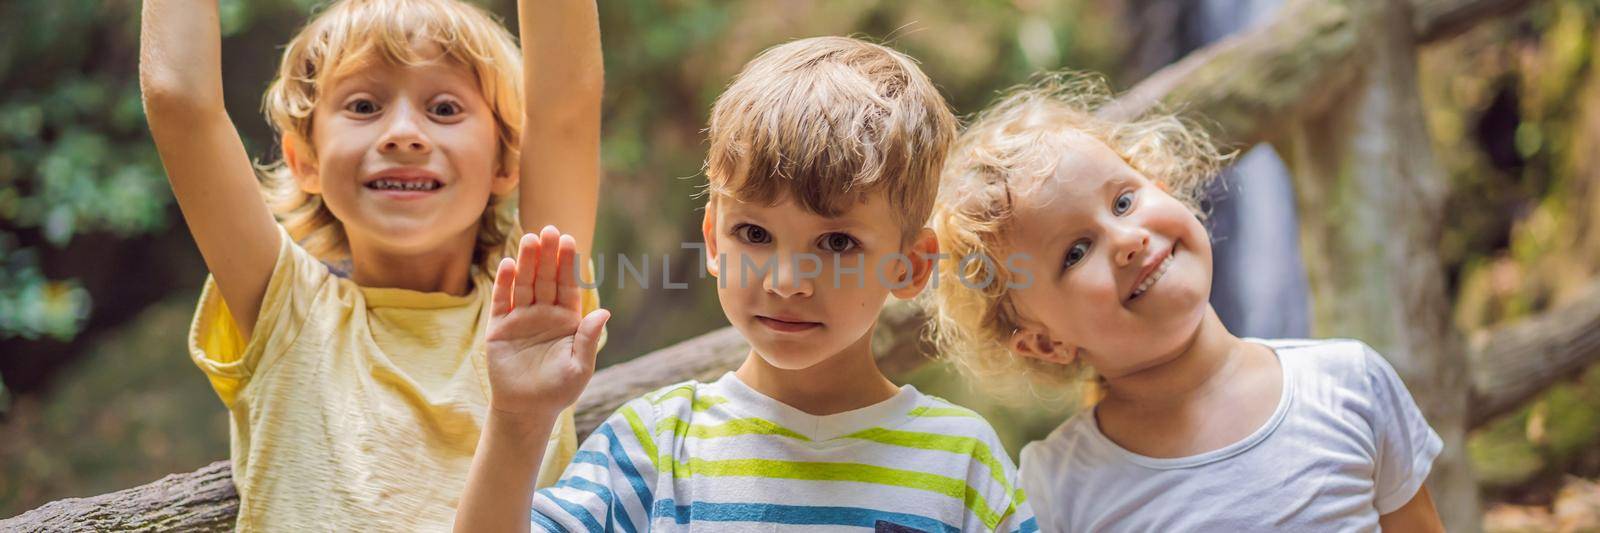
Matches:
[1100,174,1129,196]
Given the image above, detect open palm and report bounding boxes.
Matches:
[485,226,610,419]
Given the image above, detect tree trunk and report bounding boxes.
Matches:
[1275,0,1478,529]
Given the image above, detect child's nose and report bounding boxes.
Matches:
[1111,226,1150,267]
[378,106,432,155]
[763,253,817,298]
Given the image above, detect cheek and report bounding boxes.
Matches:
[310,132,370,179]
[445,120,503,175]
[714,244,766,288]
[1019,276,1124,341]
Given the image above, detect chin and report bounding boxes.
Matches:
[746,338,837,371]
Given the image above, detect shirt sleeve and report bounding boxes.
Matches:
[187,224,330,409]
[968,422,1037,533]
[1361,343,1444,514]
[531,396,660,532]
[995,499,1040,533]
[1017,444,1056,533]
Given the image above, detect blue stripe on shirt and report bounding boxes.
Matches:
[651,499,959,533]
[572,450,609,468]
[542,491,603,533]
[557,475,637,533]
[531,507,570,533]
[597,423,653,516]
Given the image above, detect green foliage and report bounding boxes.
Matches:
[0,292,230,516]
[0,0,170,340]
[0,237,90,341]
[1425,0,1600,496]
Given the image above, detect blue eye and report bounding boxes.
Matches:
[1063,240,1090,270]
[1113,191,1136,215]
[734,223,770,244]
[819,233,859,253]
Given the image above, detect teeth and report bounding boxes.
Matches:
[1130,252,1175,300]
[368,179,439,191]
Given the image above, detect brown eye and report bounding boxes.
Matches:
[431,101,462,117]
[734,224,770,244]
[345,99,379,115]
[819,233,859,253]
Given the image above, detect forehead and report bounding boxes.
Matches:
[715,190,895,229]
[325,43,479,91]
[1016,131,1139,212]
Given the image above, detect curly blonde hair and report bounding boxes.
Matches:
[258,0,524,271]
[924,72,1232,405]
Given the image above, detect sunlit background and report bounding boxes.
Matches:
[2,0,1598,529]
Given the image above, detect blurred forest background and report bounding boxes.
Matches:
[2,0,1598,530]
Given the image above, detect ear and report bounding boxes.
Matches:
[490,154,519,196]
[701,201,721,278]
[890,227,940,299]
[1006,325,1078,366]
[281,134,322,194]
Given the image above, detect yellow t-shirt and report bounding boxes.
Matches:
[188,226,599,531]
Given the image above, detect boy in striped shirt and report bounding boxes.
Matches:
[456,36,1036,533]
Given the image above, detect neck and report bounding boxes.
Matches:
[735,325,900,416]
[345,227,479,295]
[1099,307,1248,410]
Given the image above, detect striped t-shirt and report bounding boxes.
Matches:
[532,372,1036,532]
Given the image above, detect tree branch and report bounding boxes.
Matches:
[1413,0,1539,43]
[1102,0,1363,148]
[1467,282,1600,428]
[0,460,236,532]
[1107,0,1541,149]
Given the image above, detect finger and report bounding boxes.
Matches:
[491,257,516,316]
[572,308,611,372]
[555,234,581,313]
[513,233,539,309]
[533,225,561,305]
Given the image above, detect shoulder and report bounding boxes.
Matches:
[1019,413,1096,473]
[911,394,1001,435]
[615,379,712,422]
[1257,337,1379,389]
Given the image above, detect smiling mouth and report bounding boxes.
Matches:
[1129,245,1177,301]
[756,316,823,333]
[365,178,442,192]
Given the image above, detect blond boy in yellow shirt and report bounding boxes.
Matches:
[139,0,606,529]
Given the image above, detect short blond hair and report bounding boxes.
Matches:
[925,72,1231,404]
[259,0,523,271]
[703,36,957,239]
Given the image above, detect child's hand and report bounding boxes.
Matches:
[485,225,610,421]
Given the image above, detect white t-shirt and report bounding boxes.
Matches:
[1019,339,1442,532]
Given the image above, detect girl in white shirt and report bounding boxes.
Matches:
[924,73,1445,532]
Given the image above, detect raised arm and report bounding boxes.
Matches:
[517,0,603,256]
[456,227,610,533]
[140,0,281,338]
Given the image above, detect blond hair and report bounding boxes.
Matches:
[259,0,523,271]
[925,72,1232,404]
[703,36,957,240]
